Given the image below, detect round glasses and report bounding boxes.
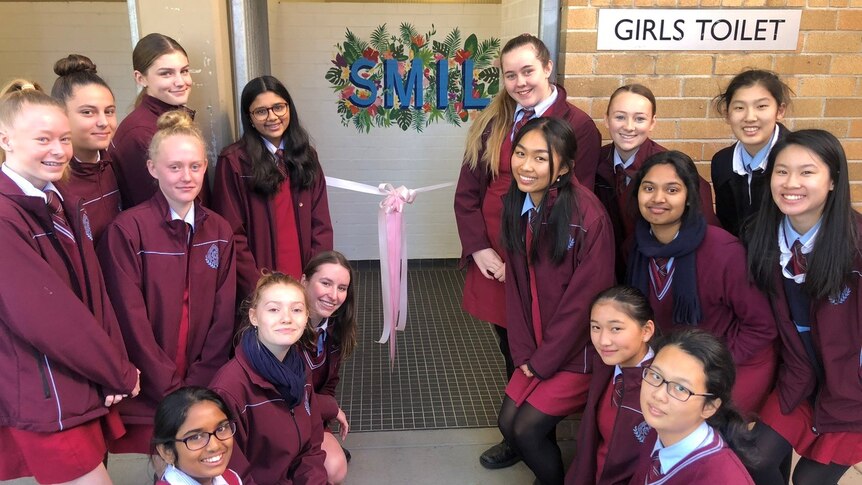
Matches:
[173,421,237,451]
[250,103,288,121]
[641,367,714,402]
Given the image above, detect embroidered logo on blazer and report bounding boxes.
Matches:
[82,213,93,241]
[304,389,312,416]
[829,285,851,305]
[633,421,651,443]
[567,235,575,250]
[205,244,219,269]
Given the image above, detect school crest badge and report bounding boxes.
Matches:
[82,213,93,241]
[567,235,576,250]
[633,421,651,443]
[304,389,312,416]
[205,244,219,269]
[829,285,851,305]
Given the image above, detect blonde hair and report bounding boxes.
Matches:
[241,271,317,348]
[0,79,66,163]
[148,110,205,161]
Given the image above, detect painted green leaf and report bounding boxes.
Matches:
[464,34,478,56]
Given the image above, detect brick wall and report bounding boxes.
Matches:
[561,3,862,205]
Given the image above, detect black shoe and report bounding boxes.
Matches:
[342,445,351,463]
[479,440,521,469]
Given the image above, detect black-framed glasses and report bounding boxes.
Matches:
[174,421,237,451]
[250,103,288,121]
[642,367,714,402]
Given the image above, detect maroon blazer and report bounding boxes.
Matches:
[628,429,754,485]
[455,84,601,263]
[769,212,862,433]
[567,356,655,485]
[212,141,333,300]
[109,94,206,208]
[211,344,328,485]
[97,191,236,424]
[302,330,342,423]
[55,152,121,243]
[505,182,615,378]
[0,172,138,432]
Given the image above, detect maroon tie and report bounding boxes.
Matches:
[45,190,75,242]
[612,374,623,408]
[654,257,669,277]
[513,108,535,137]
[274,148,286,178]
[647,449,663,483]
[790,240,807,276]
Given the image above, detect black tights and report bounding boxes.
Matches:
[498,397,564,485]
[492,324,516,379]
[748,422,850,485]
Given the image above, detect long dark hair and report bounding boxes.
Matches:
[501,117,580,265]
[593,285,655,328]
[712,69,793,117]
[630,150,703,226]
[151,386,233,460]
[744,129,857,299]
[654,329,756,466]
[303,251,357,358]
[238,75,317,196]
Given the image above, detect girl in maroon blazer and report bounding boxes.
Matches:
[744,130,862,485]
[454,33,601,469]
[110,33,199,208]
[210,272,327,484]
[301,251,357,484]
[710,69,792,237]
[626,151,777,415]
[212,75,333,301]
[567,286,656,485]
[630,329,755,485]
[153,387,242,485]
[594,84,718,278]
[50,54,121,242]
[98,111,236,453]
[0,81,140,484]
[498,117,614,484]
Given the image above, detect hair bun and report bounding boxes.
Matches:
[53,54,98,77]
[156,110,194,131]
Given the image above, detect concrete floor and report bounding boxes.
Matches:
[3,427,861,484]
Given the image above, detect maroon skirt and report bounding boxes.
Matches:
[732,345,777,416]
[760,390,862,466]
[108,422,154,454]
[506,369,591,416]
[0,419,106,482]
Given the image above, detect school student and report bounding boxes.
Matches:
[153,387,243,485]
[744,130,862,485]
[626,151,777,415]
[110,33,202,208]
[0,80,140,484]
[212,75,333,299]
[566,286,655,485]
[453,33,601,469]
[98,110,236,453]
[498,117,614,484]
[301,251,357,484]
[210,272,327,484]
[711,69,792,237]
[629,329,755,484]
[50,54,121,242]
[593,84,718,278]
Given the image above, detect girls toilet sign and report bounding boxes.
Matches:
[327,23,500,133]
[597,9,801,51]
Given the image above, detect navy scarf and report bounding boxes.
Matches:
[242,329,305,409]
[628,216,706,325]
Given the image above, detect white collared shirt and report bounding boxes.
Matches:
[161,464,236,485]
[261,136,284,155]
[652,421,713,474]
[731,125,780,201]
[778,216,821,284]
[512,86,559,139]
[169,204,196,231]
[1,164,60,202]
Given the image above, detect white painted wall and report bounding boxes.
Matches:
[270,2,502,260]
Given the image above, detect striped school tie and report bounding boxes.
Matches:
[513,108,535,137]
[275,148,286,178]
[790,240,807,276]
[45,190,75,242]
[612,374,623,408]
[647,449,664,483]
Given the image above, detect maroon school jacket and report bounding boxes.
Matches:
[302,329,342,422]
[455,84,601,263]
[55,151,121,243]
[109,94,206,208]
[212,141,333,299]
[567,356,655,485]
[769,212,862,433]
[628,429,754,485]
[632,226,777,412]
[211,344,328,485]
[505,181,615,378]
[97,191,236,424]
[0,172,138,432]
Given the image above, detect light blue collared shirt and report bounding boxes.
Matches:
[261,136,284,154]
[512,86,559,139]
[778,216,821,284]
[731,125,780,202]
[613,347,654,380]
[1,164,60,202]
[521,194,539,217]
[613,147,640,185]
[652,421,713,474]
[161,464,233,485]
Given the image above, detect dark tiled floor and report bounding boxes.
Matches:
[337,260,508,432]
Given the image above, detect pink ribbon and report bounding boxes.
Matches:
[325,177,454,366]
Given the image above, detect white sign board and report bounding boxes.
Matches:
[597,9,801,51]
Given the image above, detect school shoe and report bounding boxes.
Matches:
[479,440,521,469]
